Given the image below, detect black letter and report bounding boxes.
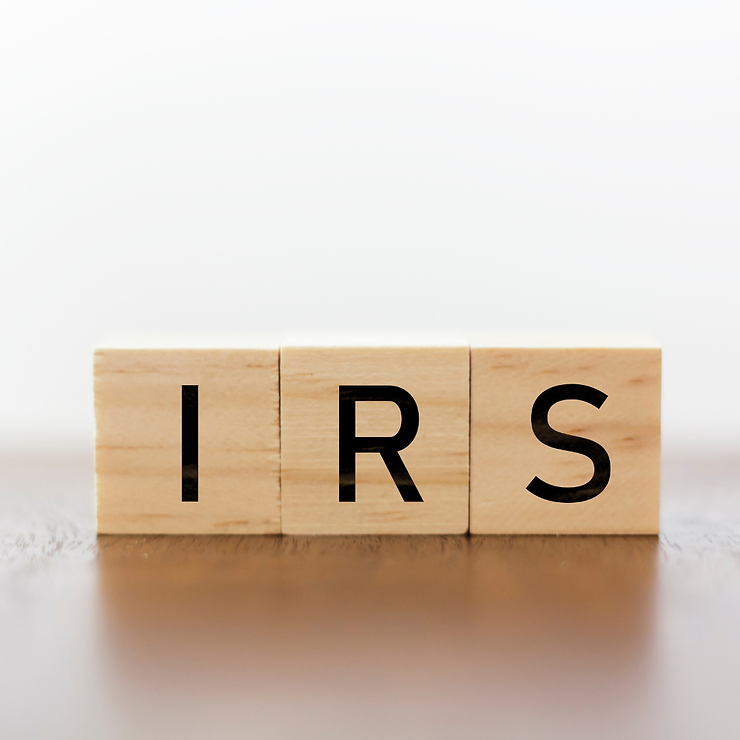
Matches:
[526,383,611,503]
[182,385,198,502]
[339,385,423,503]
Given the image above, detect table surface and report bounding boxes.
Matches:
[1,450,739,739]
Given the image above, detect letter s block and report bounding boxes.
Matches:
[280,342,470,534]
[470,343,661,534]
[95,342,281,534]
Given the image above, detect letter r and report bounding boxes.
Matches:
[338,385,423,503]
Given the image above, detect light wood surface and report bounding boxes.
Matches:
[280,345,470,534]
[95,347,280,534]
[470,346,661,534]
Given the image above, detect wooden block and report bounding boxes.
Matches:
[470,342,661,534]
[280,340,470,534]
[95,341,280,534]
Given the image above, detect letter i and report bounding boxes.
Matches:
[182,385,198,502]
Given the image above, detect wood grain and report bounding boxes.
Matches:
[95,346,280,534]
[2,450,740,737]
[470,346,661,534]
[280,345,470,534]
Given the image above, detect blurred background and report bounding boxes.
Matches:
[2,0,738,453]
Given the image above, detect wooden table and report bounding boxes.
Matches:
[1,450,739,738]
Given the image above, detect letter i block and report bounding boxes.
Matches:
[470,343,661,534]
[94,342,281,534]
[280,342,470,534]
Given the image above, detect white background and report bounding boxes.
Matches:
[1,0,738,451]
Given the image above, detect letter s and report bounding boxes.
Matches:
[526,383,611,504]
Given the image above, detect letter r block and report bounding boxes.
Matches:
[470,344,661,534]
[280,343,470,534]
[95,343,281,534]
